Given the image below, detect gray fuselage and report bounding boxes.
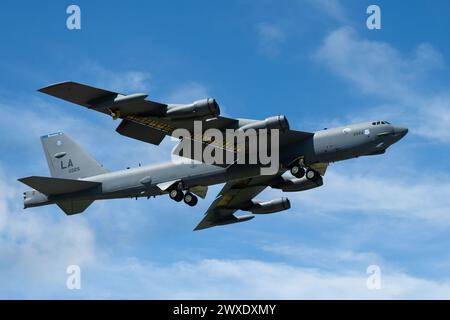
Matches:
[24,121,408,208]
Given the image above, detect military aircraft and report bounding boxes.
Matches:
[18,82,408,230]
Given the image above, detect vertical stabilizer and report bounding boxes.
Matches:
[40,132,107,179]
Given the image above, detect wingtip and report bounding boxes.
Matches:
[37,81,75,93]
[17,176,33,184]
[193,221,214,231]
[193,225,206,231]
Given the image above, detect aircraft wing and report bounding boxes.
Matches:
[39,81,238,146]
[194,175,279,231]
[39,82,313,154]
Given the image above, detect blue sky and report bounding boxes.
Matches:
[1,0,450,298]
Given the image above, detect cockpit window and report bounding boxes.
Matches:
[373,121,390,125]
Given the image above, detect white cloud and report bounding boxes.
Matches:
[3,179,450,301]
[71,258,450,299]
[166,82,209,103]
[0,95,174,173]
[255,22,286,56]
[0,170,97,298]
[2,61,450,298]
[82,62,151,93]
[306,0,347,23]
[294,168,450,223]
[263,244,381,270]
[414,96,450,141]
[316,27,416,100]
[315,27,450,142]
[3,156,450,298]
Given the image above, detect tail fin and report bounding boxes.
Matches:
[40,132,107,179]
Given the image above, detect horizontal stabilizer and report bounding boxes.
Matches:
[18,176,100,195]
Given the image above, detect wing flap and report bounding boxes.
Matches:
[116,119,166,145]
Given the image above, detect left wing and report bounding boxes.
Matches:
[194,175,284,231]
[38,82,313,160]
[39,81,236,146]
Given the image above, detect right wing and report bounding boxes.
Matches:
[194,175,280,231]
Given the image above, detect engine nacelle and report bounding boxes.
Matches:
[165,98,220,119]
[247,197,291,214]
[239,115,290,132]
[271,176,323,192]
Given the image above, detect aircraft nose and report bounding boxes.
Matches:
[393,126,408,139]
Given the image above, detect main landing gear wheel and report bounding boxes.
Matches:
[184,192,198,207]
[290,165,305,179]
[305,169,319,181]
[169,189,183,202]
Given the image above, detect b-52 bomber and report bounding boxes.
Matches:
[18,82,408,230]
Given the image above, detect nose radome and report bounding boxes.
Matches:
[393,126,408,138]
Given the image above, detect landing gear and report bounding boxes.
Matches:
[183,192,198,207]
[169,189,183,202]
[305,168,319,181]
[290,165,305,179]
[169,187,198,207]
[176,181,184,191]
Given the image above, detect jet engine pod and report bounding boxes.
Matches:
[90,93,148,109]
[247,197,291,214]
[272,176,323,192]
[165,98,220,119]
[239,115,290,132]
